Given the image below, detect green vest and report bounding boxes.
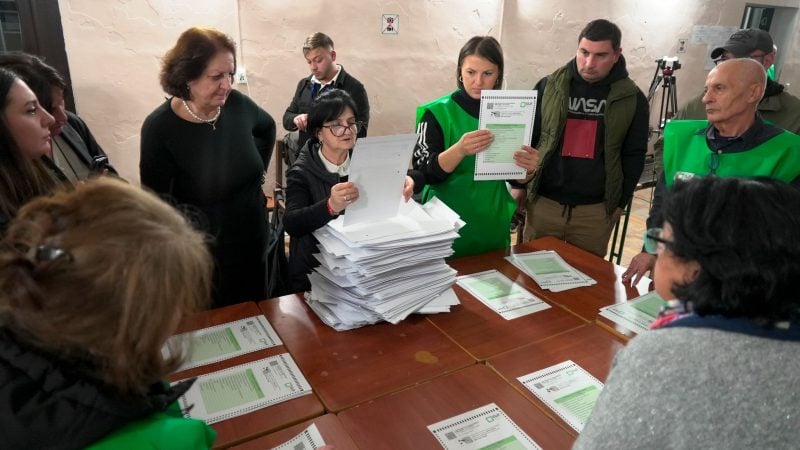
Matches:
[416,92,516,258]
[663,120,800,188]
[528,66,639,214]
[87,401,216,450]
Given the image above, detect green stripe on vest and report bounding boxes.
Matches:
[663,120,800,188]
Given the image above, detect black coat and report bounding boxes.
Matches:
[284,141,344,292]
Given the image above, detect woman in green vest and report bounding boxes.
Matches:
[0,178,216,449]
[412,36,539,259]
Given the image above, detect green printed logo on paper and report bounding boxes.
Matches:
[199,368,265,414]
[631,292,664,318]
[523,258,567,275]
[555,385,601,423]
[479,436,526,450]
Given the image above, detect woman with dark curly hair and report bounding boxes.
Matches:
[140,27,276,307]
[575,176,800,448]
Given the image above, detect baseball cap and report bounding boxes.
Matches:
[710,29,774,59]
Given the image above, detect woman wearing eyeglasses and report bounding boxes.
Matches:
[284,89,420,292]
[575,176,800,448]
[140,27,276,307]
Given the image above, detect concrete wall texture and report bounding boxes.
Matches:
[58,0,800,184]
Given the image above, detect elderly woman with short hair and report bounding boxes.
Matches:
[141,27,276,307]
[575,176,800,448]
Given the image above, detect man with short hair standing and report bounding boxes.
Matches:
[622,58,800,285]
[282,32,370,160]
[678,28,800,134]
[523,19,649,257]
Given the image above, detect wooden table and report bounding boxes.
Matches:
[509,236,646,321]
[338,364,575,449]
[230,414,357,449]
[432,249,585,360]
[259,295,476,412]
[169,302,325,449]
[487,323,626,436]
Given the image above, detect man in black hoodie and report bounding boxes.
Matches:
[522,19,648,257]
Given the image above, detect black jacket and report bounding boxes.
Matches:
[284,141,343,292]
[61,111,118,175]
[282,65,370,148]
[0,329,192,449]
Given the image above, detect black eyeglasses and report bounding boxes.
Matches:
[644,227,674,255]
[322,122,362,137]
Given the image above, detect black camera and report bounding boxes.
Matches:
[657,56,681,72]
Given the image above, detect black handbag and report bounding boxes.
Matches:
[265,188,290,298]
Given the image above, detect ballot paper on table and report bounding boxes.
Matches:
[176,353,312,424]
[506,250,596,292]
[474,90,537,181]
[270,423,327,450]
[343,133,418,226]
[599,290,664,334]
[517,360,603,433]
[456,269,551,320]
[163,315,282,372]
[427,402,541,450]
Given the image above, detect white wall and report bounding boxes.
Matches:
[59,0,800,185]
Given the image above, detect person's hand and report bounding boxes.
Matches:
[402,176,414,202]
[328,181,359,213]
[293,114,308,131]
[621,252,657,286]
[514,145,540,180]
[457,129,493,156]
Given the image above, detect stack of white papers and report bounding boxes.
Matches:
[307,197,463,331]
[506,250,596,292]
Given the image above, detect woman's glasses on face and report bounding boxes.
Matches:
[644,227,674,255]
[322,121,363,137]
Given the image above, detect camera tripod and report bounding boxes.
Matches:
[647,58,680,131]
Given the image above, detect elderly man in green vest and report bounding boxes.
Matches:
[622,58,800,285]
[679,29,800,134]
[522,19,649,257]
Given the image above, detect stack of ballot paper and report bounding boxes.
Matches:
[506,250,596,292]
[306,197,463,331]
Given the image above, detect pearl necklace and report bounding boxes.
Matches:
[181,99,221,130]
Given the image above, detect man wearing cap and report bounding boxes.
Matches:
[622,58,800,286]
[678,28,800,133]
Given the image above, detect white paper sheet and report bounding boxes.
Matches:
[428,402,541,449]
[457,269,551,320]
[176,353,312,424]
[506,250,596,292]
[164,315,282,372]
[343,133,418,226]
[599,290,664,334]
[270,423,327,450]
[475,90,537,181]
[517,360,603,432]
